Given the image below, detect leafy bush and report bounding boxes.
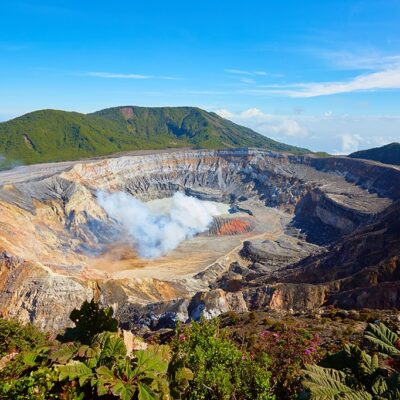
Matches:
[302,322,400,399]
[236,322,321,399]
[170,318,274,400]
[60,299,118,344]
[2,301,398,400]
[0,319,48,358]
[0,300,183,400]
[55,331,171,399]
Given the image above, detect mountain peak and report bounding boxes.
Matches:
[0,106,309,168]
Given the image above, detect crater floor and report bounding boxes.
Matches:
[87,200,292,280]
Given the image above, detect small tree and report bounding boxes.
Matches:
[60,299,118,344]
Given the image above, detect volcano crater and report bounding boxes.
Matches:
[0,148,398,331]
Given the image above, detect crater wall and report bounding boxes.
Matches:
[0,148,397,331]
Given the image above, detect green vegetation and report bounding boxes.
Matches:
[60,299,118,344]
[302,322,400,399]
[0,319,48,359]
[0,106,309,168]
[0,301,399,399]
[169,319,274,400]
[349,142,400,166]
[0,301,274,399]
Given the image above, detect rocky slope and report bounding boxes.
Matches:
[0,148,398,332]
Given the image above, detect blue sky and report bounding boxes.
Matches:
[1,0,400,153]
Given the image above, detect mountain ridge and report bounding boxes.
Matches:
[0,106,309,168]
[349,142,400,166]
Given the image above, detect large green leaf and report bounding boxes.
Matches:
[302,364,372,400]
[111,381,136,400]
[92,332,127,362]
[96,365,115,380]
[50,342,80,364]
[57,360,93,385]
[138,382,158,400]
[365,323,400,357]
[134,347,168,377]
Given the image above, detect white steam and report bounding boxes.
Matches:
[97,191,227,258]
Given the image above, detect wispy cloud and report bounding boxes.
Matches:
[239,77,255,84]
[83,72,177,80]
[318,49,400,71]
[225,69,282,77]
[249,67,400,97]
[215,108,309,138]
[214,108,400,153]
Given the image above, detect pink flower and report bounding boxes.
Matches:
[303,347,316,356]
[179,334,186,342]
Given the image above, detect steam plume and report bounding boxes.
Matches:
[97,191,224,258]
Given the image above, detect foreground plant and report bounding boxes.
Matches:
[253,324,321,398]
[0,301,177,399]
[60,299,119,344]
[170,318,274,400]
[302,322,400,399]
[56,331,171,399]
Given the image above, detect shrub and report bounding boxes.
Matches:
[0,301,190,400]
[56,332,172,399]
[302,322,400,399]
[249,323,321,399]
[60,299,118,344]
[170,318,274,400]
[0,319,48,358]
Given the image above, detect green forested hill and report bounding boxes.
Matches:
[349,142,400,166]
[0,106,309,167]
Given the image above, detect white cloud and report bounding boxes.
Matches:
[319,50,400,71]
[225,69,282,77]
[268,120,308,138]
[240,108,270,119]
[240,77,255,84]
[256,67,400,98]
[84,72,177,80]
[216,109,234,119]
[214,108,400,153]
[215,108,308,138]
[338,133,363,154]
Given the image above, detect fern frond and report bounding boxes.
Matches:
[302,364,372,400]
[365,323,400,357]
